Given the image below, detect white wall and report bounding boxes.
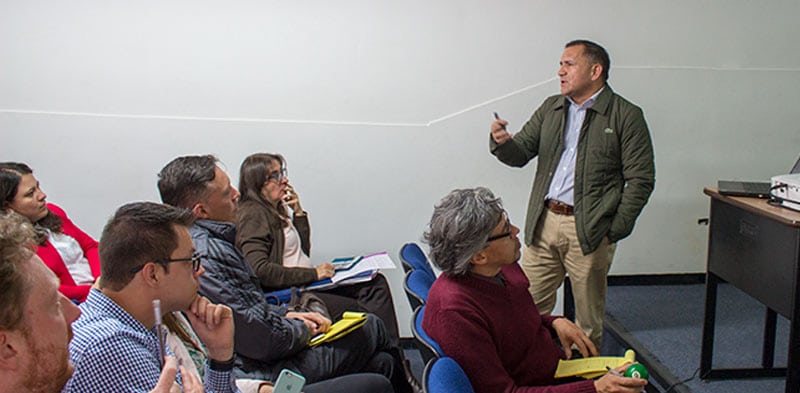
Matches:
[3,0,800,336]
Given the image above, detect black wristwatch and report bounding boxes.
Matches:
[209,356,235,371]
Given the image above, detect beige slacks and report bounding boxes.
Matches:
[521,209,616,349]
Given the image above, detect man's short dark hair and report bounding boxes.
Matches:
[99,202,195,291]
[566,39,610,82]
[0,211,37,331]
[158,155,219,209]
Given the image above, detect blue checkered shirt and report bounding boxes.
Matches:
[63,289,239,393]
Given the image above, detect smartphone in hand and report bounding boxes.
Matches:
[273,369,306,393]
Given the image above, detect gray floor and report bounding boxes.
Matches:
[404,346,426,384]
[606,283,790,393]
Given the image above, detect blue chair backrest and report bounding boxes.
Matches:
[423,356,475,393]
[412,305,443,360]
[400,242,436,279]
[404,269,435,309]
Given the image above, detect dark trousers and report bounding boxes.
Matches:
[304,374,394,393]
[234,315,398,384]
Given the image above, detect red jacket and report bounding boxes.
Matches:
[37,203,100,302]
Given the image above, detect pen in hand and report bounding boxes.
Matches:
[153,299,166,369]
[493,112,506,130]
[605,366,623,377]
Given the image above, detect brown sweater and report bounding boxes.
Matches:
[235,199,317,291]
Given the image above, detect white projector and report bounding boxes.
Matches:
[770,173,800,211]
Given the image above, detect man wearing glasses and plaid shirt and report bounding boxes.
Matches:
[64,202,239,393]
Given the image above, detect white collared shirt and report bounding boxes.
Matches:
[48,230,95,285]
[546,87,604,205]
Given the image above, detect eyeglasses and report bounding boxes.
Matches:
[129,253,205,274]
[486,213,512,242]
[266,167,288,184]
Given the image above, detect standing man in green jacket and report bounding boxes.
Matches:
[490,39,655,348]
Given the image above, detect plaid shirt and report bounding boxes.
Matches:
[63,289,239,393]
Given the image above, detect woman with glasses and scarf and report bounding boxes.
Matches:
[0,162,100,302]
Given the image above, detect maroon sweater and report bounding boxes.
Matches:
[422,263,596,393]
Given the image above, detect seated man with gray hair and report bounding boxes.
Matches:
[421,187,648,393]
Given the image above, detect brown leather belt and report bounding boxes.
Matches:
[545,199,574,215]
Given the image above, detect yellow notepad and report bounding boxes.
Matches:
[554,349,636,379]
[309,311,368,347]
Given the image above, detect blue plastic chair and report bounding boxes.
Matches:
[404,269,435,310]
[412,305,443,362]
[423,356,475,393]
[399,242,436,280]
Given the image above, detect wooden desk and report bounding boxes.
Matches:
[701,187,800,392]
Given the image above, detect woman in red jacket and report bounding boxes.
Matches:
[0,162,100,302]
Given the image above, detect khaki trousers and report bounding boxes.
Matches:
[521,209,616,348]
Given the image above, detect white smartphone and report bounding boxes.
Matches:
[273,368,306,393]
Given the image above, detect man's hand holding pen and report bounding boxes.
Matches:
[491,112,512,144]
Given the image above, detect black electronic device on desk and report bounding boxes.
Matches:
[717,180,771,198]
[718,154,800,198]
